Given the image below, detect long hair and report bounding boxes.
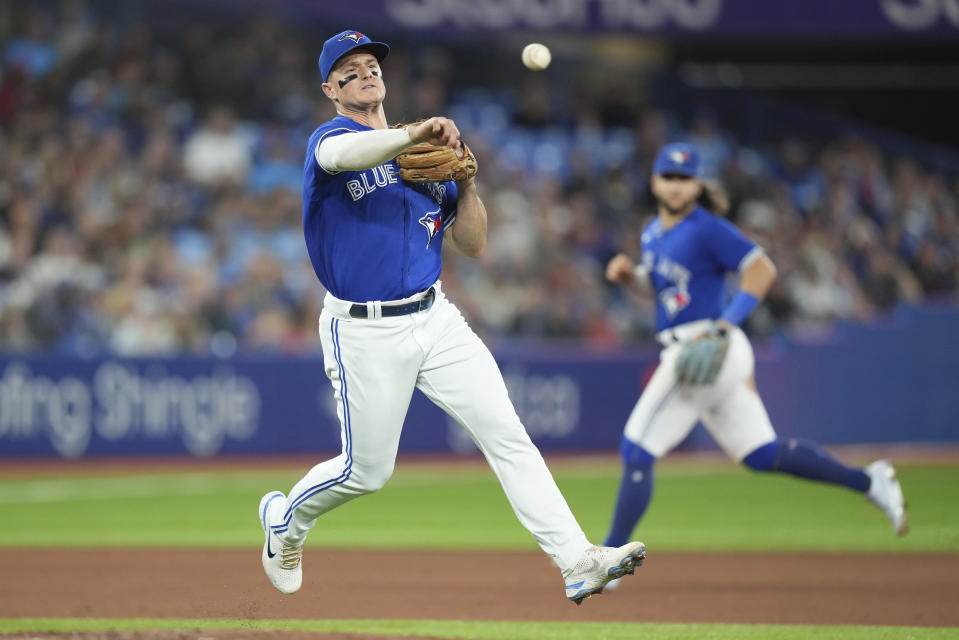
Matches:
[697,179,730,217]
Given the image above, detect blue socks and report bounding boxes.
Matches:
[604,437,655,548]
[604,436,870,549]
[742,438,870,493]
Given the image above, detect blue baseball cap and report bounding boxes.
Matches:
[652,143,702,177]
[318,30,390,82]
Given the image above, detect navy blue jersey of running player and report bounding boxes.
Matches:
[640,207,760,332]
[303,115,458,302]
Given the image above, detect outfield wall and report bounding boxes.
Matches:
[0,305,956,458]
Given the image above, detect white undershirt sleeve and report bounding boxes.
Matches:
[316,127,414,173]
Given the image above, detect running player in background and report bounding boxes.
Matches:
[602,143,908,562]
[256,29,645,605]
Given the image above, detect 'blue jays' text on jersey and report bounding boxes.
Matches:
[302,115,458,302]
[640,207,759,331]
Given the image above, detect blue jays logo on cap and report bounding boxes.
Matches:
[652,142,701,177]
[339,31,365,44]
[319,29,390,82]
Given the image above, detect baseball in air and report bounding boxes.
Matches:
[521,43,551,71]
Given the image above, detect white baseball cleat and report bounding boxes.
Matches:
[259,491,303,594]
[563,541,646,605]
[865,460,908,536]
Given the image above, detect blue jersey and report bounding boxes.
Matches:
[302,115,458,302]
[639,207,758,331]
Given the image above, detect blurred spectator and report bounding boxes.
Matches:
[4,8,57,78]
[688,107,733,178]
[774,138,827,216]
[861,250,920,310]
[513,76,553,128]
[247,126,301,194]
[183,106,253,186]
[912,238,957,295]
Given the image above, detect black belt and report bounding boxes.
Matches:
[349,287,436,319]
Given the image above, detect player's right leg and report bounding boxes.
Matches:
[258,308,421,594]
[413,293,590,572]
[605,349,699,549]
[413,289,646,604]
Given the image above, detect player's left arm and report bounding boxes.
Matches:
[738,252,777,299]
[718,252,777,330]
[676,241,777,385]
[677,222,776,386]
[704,215,778,330]
[718,246,776,328]
[447,177,486,258]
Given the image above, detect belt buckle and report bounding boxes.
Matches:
[419,287,434,312]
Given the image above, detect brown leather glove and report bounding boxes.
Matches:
[394,140,478,183]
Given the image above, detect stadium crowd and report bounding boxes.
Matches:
[1,3,957,355]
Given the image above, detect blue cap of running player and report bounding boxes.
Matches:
[318,30,390,82]
[652,143,702,177]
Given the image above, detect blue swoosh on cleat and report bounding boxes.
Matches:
[565,581,584,589]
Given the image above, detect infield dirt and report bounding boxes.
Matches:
[1,548,957,629]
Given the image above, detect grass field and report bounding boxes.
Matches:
[1,458,957,551]
[1,456,957,638]
[2,618,958,639]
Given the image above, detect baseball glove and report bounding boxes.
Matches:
[394,141,478,183]
[675,324,730,385]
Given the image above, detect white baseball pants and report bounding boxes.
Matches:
[623,320,777,461]
[277,282,590,572]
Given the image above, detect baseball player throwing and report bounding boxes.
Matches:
[257,30,644,605]
[602,143,908,561]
